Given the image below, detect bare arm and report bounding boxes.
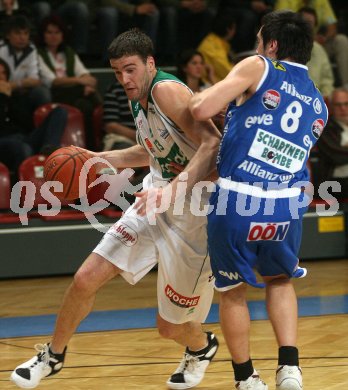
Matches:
[189,55,266,120]
[88,144,149,171]
[152,81,221,199]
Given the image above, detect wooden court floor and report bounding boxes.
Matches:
[1,258,348,389]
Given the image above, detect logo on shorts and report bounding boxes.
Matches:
[218,270,241,281]
[262,89,281,110]
[247,222,290,241]
[311,118,324,139]
[165,284,200,308]
[110,223,138,246]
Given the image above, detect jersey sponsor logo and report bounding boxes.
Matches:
[238,160,294,182]
[248,129,306,173]
[262,89,281,110]
[280,81,312,105]
[271,60,286,71]
[313,98,322,114]
[247,222,290,241]
[110,223,138,246]
[218,270,241,281]
[245,113,273,128]
[165,284,200,308]
[312,118,324,139]
[159,129,170,140]
[144,138,156,154]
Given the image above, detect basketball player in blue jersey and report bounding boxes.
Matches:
[11,30,221,389]
[190,10,328,390]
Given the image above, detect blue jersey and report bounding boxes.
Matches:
[217,56,328,188]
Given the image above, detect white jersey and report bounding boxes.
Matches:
[94,70,214,324]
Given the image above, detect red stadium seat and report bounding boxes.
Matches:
[18,155,86,221]
[0,162,21,223]
[92,105,104,151]
[33,103,86,148]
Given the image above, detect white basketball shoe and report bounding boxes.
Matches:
[235,370,268,390]
[276,365,303,390]
[11,343,66,388]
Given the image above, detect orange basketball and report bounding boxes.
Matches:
[44,146,97,200]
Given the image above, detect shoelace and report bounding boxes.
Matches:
[29,344,50,368]
[177,353,200,374]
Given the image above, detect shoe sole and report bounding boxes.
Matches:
[276,379,302,390]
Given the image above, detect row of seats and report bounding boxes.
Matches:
[0,155,123,225]
[34,102,104,151]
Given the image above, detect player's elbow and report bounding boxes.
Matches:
[190,97,210,121]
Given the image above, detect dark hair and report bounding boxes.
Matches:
[0,58,10,80]
[108,28,154,63]
[37,15,68,50]
[177,49,205,83]
[298,6,318,27]
[261,10,313,64]
[4,14,31,35]
[211,9,236,37]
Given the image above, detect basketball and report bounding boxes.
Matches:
[43,146,97,200]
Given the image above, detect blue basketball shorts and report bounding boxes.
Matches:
[207,185,310,290]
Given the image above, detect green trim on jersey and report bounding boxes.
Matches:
[130,70,193,180]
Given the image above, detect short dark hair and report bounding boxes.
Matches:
[0,58,10,80]
[4,14,31,35]
[108,28,154,63]
[261,10,313,64]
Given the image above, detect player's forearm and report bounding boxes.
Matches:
[105,122,136,141]
[98,145,149,169]
[169,134,220,201]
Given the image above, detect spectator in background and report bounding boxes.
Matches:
[177,49,216,92]
[20,0,89,56]
[197,9,236,82]
[299,6,334,99]
[275,0,348,88]
[0,57,67,172]
[218,0,274,54]
[37,15,101,150]
[0,15,50,132]
[101,79,136,151]
[317,88,348,199]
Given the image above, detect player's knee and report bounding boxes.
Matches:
[157,316,179,340]
[72,267,96,294]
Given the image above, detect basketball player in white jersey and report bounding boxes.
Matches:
[11,29,221,390]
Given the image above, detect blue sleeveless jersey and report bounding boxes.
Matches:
[217,56,328,188]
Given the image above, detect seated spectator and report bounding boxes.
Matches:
[20,0,89,56]
[177,49,216,92]
[275,0,348,88]
[197,9,236,82]
[0,57,67,172]
[317,88,348,199]
[0,14,50,131]
[299,6,334,99]
[37,15,101,149]
[102,79,136,151]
